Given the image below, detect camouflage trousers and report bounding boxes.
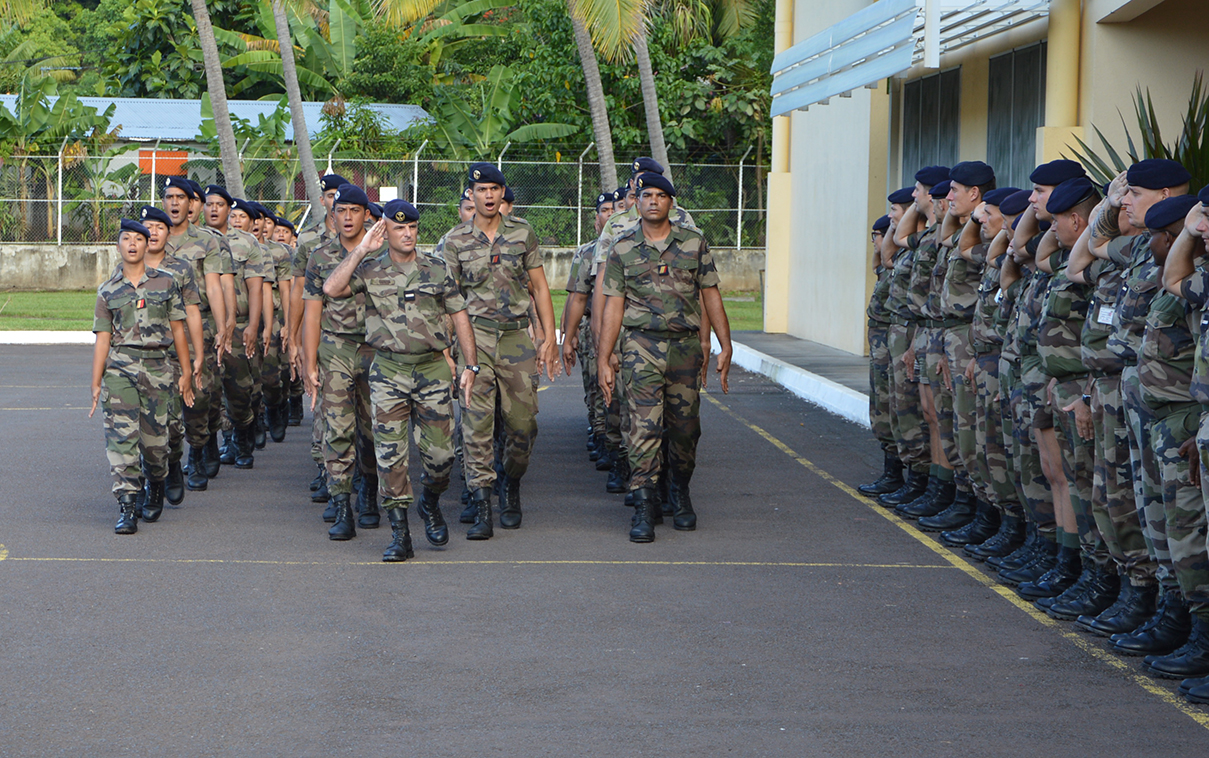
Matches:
[167,357,184,465]
[1155,405,1209,615]
[868,323,893,449]
[262,321,286,409]
[973,351,1020,514]
[318,332,377,496]
[621,330,704,491]
[603,337,629,458]
[945,325,977,492]
[222,325,259,430]
[370,351,456,510]
[102,348,173,496]
[310,378,326,464]
[462,323,538,489]
[1013,356,1055,537]
[924,328,963,485]
[887,323,929,470]
[1052,377,1106,565]
[1121,365,1175,588]
[999,359,1027,510]
[183,321,220,449]
[578,320,604,438]
[1091,375,1157,585]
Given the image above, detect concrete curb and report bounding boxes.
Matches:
[0,331,95,345]
[713,334,870,429]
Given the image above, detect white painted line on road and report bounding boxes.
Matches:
[0,331,95,344]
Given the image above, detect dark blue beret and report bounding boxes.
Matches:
[1030,160,1086,186]
[1200,184,1209,205]
[187,179,204,199]
[983,187,1021,206]
[1001,190,1032,216]
[595,192,612,210]
[631,157,664,176]
[139,205,172,227]
[276,217,295,234]
[230,198,259,219]
[634,172,676,198]
[468,162,506,186]
[950,161,995,187]
[368,202,383,219]
[320,174,348,192]
[872,215,890,232]
[929,180,952,198]
[614,186,628,202]
[333,184,369,208]
[460,186,473,202]
[203,184,232,205]
[163,176,195,199]
[503,186,515,204]
[249,202,271,220]
[887,187,914,205]
[1046,177,1099,215]
[914,165,950,187]
[120,218,150,239]
[1145,194,1200,231]
[384,199,419,223]
[1128,159,1192,190]
[1011,215,1022,231]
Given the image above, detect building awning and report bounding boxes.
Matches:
[770,0,1050,117]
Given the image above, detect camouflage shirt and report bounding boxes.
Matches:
[442,215,543,322]
[1038,249,1093,379]
[1080,245,1128,375]
[941,234,984,321]
[969,246,1000,350]
[93,266,186,348]
[303,237,369,339]
[292,219,336,279]
[1014,265,1052,357]
[866,265,893,325]
[602,223,720,334]
[885,246,917,321]
[1178,268,1209,404]
[349,251,466,355]
[164,223,232,314]
[265,240,293,313]
[591,204,697,274]
[1138,290,1200,410]
[1107,234,1158,366]
[568,240,598,315]
[112,254,201,310]
[905,225,941,321]
[997,272,1026,362]
[226,228,272,325]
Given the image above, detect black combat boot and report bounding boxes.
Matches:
[382,507,415,562]
[269,402,288,443]
[416,487,449,546]
[877,468,928,507]
[357,472,380,529]
[918,490,978,532]
[165,457,185,505]
[890,474,936,513]
[1035,555,1094,612]
[941,501,1000,547]
[859,450,904,496]
[968,515,1025,561]
[1080,582,1158,636]
[998,536,1058,586]
[254,410,267,450]
[204,434,221,478]
[1017,546,1082,600]
[989,523,1040,570]
[596,445,615,472]
[219,429,237,465]
[186,446,208,491]
[606,453,629,494]
[328,493,356,540]
[459,486,476,524]
[466,488,494,540]
[671,476,696,531]
[1144,619,1209,679]
[657,475,672,517]
[1049,565,1120,621]
[1113,590,1192,656]
[288,394,303,426]
[115,493,139,535]
[310,462,325,492]
[587,431,600,461]
[234,426,255,469]
[314,470,332,509]
[629,487,657,543]
[897,477,955,519]
[499,474,523,529]
[141,479,166,523]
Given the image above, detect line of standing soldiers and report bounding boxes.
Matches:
[858,156,1209,704]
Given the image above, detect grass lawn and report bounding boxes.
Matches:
[1,289,763,333]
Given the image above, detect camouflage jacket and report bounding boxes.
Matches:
[303,238,369,338]
[602,223,720,334]
[1080,247,1128,375]
[867,265,893,325]
[292,219,336,279]
[591,204,697,274]
[1139,290,1200,410]
[441,215,543,322]
[1014,266,1052,357]
[265,239,293,313]
[1038,249,1093,379]
[568,240,597,315]
[941,233,984,322]
[349,251,466,355]
[113,254,201,311]
[905,225,941,321]
[969,246,1001,350]
[1107,234,1158,366]
[885,245,917,321]
[164,223,232,315]
[93,266,186,348]
[226,228,272,325]
[997,272,1026,362]
[1178,268,1209,404]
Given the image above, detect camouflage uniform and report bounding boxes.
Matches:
[997,273,1027,513]
[1012,255,1056,538]
[304,237,378,496]
[93,267,187,494]
[222,228,272,431]
[569,240,605,441]
[262,239,293,414]
[294,221,337,465]
[867,262,894,450]
[602,224,719,491]
[885,237,929,471]
[442,215,543,489]
[1183,271,1209,619]
[909,227,961,481]
[349,252,466,510]
[940,232,983,495]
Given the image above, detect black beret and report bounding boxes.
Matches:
[595,192,612,210]
[384,199,420,223]
[139,205,172,227]
[1046,177,1099,215]
[187,179,204,199]
[1128,159,1192,190]
[950,161,995,187]
[872,215,890,232]
[983,187,1021,207]
[614,186,628,202]
[1029,159,1086,186]
[203,184,232,204]
[503,186,515,204]
[120,218,150,240]
[250,202,272,220]
[276,217,295,234]
[631,157,664,176]
[1145,194,1200,231]
[230,198,259,219]
[914,165,950,187]
[929,180,952,198]
[1000,189,1032,216]
[1200,184,1209,205]
[320,174,349,192]
[468,162,506,186]
[1011,215,1022,231]
[887,187,914,205]
[634,172,676,197]
[333,184,369,208]
[163,176,195,199]
[368,202,383,219]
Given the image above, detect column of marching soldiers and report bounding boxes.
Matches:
[859,155,1209,704]
[89,158,735,558]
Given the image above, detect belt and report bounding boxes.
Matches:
[376,349,443,365]
[472,316,530,332]
[112,345,169,358]
[925,318,968,329]
[890,315,918,327]
[1149,399,1202,420]
[630,328,698,341]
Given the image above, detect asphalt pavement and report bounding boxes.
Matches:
[1,344,1206,756]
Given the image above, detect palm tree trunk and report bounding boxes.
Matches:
[570,8,617,192]
[271,0,324,219]
[632,26,670,183]
[191,0,244,198]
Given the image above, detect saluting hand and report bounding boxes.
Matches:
[1107,170,1129,209]
[359,219,387,254]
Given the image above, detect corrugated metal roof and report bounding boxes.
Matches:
[0,96,430,142]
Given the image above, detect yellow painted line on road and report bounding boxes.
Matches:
[1,406,90,411]
[702,392,1209,730]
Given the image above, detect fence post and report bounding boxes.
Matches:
[412,139,428,204]
[56,137,67,246]
[149,139,161,203]
[326,139,342,174]
[736,145,752,249]
[496,141,511,171]
[576,142,595,249]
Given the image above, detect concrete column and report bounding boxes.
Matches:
[1036,0,1085,162]
[764,0,795,333]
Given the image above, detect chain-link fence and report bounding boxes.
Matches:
[0,148,768,249]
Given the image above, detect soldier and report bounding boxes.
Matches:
[90,219,195,534]
[163,176,232,492]
[501,186,515,217]
[598,172,733,542]
[441,163,560,538]
[321,200,479,561]
[303,184,382,540]
[858,214,900,495]
[272,214,303,426]
[253,203,294,443]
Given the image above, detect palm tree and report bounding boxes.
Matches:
[191,0,244,197]
[270,0,324,217]
[568,4,618,191]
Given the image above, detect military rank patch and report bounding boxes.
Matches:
[491,254,500,264]
[137,298,146,309]
[658,263,669,276]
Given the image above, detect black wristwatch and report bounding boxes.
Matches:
[1082,394,1092,405]
[465,364,480,374]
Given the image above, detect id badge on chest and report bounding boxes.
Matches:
[1097,305,1116,326]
